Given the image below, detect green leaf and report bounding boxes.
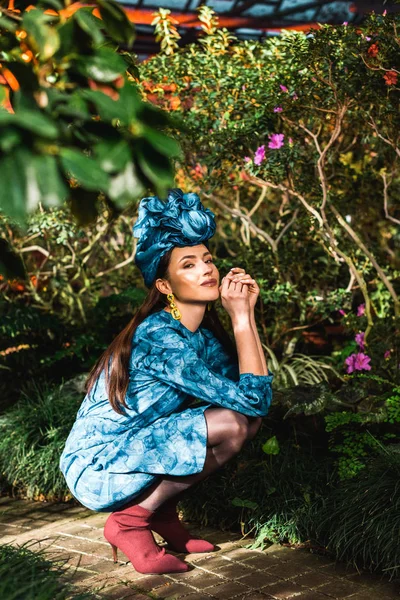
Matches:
[261,435,280,455]
[68,188,100,226]
[142,126,181,158]
[108,161,144,207]
[97,0,135,49]
[14,110,59,139]
[75,47,126,82]
[136,139,174,196]
[22,8,60,61]
[0,238,27,280]
[38,0,64,10]
[0,127,21,153]
[74,9,105,46]
[231,497,259,510]
[94,138,131,173]
[59,148,110,192]
[80,89,122,122]
[0,15,18,32]
[0,150,29,223]
[30,154,68,208]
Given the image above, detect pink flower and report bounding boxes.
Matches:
[279,84,288,93]
[268,133,285,149]
[365,36,371,41]
[244,156,251,163]
[357,303,365,317]
[254,145,266,165]
[338,309,346,316]
[343,21,348,26]
[345,352,372,373]
[383,9,387,16]
[355,332,365,350]
[291,92,298,100]
[384,350,391,359]
[273,106,283,113]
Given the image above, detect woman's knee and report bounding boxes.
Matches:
[205,408,249,447]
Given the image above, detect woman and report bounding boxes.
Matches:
[60,189,274,575]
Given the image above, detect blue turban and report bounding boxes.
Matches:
[133,189,216,288]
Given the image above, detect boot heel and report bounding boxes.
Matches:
[110,543,118,562]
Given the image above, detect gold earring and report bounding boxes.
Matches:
[167,293,182,320]
[207,302,212,311]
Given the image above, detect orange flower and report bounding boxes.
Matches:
[367,43,379,57]
[384,70,398,86]
[169,96,181,110]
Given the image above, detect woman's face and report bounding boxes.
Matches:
[157,244,220,303]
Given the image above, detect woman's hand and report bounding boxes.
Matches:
[224,267,260,311]
[218,270,251,323]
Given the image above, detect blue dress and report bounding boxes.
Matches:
[60,309,274,512]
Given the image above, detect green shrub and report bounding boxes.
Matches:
[0,377,85,500]
[312,442,400,580]
[0,541,95,600]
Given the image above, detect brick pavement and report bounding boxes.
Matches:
[0,497,399,600]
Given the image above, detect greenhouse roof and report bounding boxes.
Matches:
[118,1,394,56]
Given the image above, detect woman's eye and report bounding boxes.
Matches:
[183,259,213,269]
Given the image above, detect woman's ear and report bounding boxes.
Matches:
[155,278,172,296]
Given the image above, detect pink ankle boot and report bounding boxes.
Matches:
[104,503,189,574]
[150,499,215,554]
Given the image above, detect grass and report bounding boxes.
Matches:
[0,541,95,600]
[0,377,85,500]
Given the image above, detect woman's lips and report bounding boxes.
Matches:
[201,279,217,286]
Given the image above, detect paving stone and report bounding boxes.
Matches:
[176,594,215,599]
[221,548,265,561]
[316,562,360,577]
[239,593,275,600]
[186,572,227,589]
[134,574,171,591]
[240,555,287,571]
[236,571,282,588]
[216,563,254,579]
[313,578,363,598]
[290,592,335,600]
[96,584,134,599]
[152,582,196,598]
[260,579,307,598]
[274,561,314,580]
[291,570,336,589]
[204,580,251,599]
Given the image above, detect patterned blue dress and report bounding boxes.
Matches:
[60,309,274,512]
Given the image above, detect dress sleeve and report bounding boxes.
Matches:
[131,324,274,417]
[203,328,240,382]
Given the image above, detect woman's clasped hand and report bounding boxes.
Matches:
[218,266,260,317]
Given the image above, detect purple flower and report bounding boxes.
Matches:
[273,106,283,113]
[244,156,251,163]
[279,84,288,93]
[268,134,285,149]
[345,352,372,373]
[338,309,346,316]
[365,36,371,41]
[343,21,348,26]
[384,349,391,359]
[254,145,266,165]
[355,332,365,350]
[357,303,365,317]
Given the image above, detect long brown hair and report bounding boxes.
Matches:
[85,246,238,414]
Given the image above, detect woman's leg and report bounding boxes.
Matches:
[135,408,261,511]
[104,408,262,569]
